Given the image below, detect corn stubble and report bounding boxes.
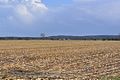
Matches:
[0,40,120,80]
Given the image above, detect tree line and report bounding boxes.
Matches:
[0,35,120,40]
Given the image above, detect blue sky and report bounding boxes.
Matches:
[43,0,72,7]
[0,0,120,36]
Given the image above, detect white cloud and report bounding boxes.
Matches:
[0,0,48,24]
[31,1,48,13]
[15,4,34,24]
[21,0,48,11]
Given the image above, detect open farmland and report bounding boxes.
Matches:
[0,40,120,80]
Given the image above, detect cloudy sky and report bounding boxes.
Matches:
[0,0,120,36]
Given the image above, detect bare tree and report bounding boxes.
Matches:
[119,33,120,36]
[119,33,120,39]
[40,33,45,38]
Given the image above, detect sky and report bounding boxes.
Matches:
[0,0,120,36]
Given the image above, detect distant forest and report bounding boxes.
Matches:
[0,35,120,40]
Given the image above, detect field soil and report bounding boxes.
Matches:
[0,40,120,80]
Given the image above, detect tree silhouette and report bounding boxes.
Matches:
[40,33,45,38]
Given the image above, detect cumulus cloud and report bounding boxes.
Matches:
[0,0,48,24]
[21,0,48,12]
[15,4,33,24]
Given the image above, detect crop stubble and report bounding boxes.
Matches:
[0,40,120,79]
